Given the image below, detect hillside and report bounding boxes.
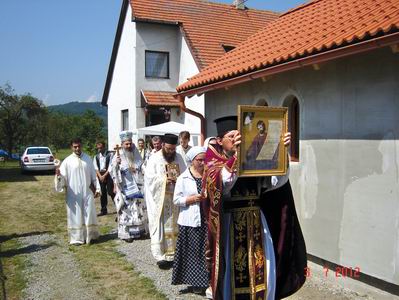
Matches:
[48,101,107,125]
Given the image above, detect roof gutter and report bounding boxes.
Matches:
[176,31,399,98]
[176,95,205,145]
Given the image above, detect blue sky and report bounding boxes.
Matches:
[0,0,306,106]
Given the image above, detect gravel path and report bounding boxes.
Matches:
[116,236,205,300]
[15,231,389,300]
[19,234,96,300]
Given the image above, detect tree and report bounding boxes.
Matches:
[0,84,47,156]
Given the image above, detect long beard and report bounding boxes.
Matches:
[122,148,135,165]
[162,149,176,163]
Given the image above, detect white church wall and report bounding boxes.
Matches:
[204,47,399,285]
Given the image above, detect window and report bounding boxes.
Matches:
[27,148,50,155]
[192,136,199,146]
[284,97,300,161]
[145,50,169,78]
[121,109,129,131]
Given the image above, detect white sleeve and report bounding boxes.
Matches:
[221,167,238,195]
[54,160,67,192]
[93,156,99,171]
[173,175,187,207]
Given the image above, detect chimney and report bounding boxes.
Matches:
[233,0,245,10]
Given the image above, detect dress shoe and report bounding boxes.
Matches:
[157,260,172,270]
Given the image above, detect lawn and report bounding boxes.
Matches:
[0,157,166,300]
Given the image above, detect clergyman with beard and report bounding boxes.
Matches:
[144,133,186,269]
[110,131,149,242]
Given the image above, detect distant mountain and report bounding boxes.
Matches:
[48,101,107,125]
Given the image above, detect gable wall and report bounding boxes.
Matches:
[204,47,399,284]
[107,5,137,149]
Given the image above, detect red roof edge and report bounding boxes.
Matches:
[176,31,399,97]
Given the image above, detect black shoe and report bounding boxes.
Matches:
[123,238,133,243]
[157,260,172,270]
[192,287,205,295]
[98,210,107,216]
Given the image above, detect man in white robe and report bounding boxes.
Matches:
[55,138,99,245]
[111,131,148,242]
[144,133,186,269]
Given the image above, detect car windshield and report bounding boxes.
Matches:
[27,148,51,155]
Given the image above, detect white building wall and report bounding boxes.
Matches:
[107,5,136,149]
[178,35,203,139]
[204,47,399,285]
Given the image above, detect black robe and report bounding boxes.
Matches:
[259,180,307,299]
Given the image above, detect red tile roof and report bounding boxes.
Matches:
[177,0,399,93]
[141,91,181,107]
[130,0,279,69]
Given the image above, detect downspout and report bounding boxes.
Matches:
[176,95,205,145]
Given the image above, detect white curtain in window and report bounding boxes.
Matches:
[146,52,168,78]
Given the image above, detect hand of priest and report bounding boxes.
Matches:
[231,130,242,151]
[283,132,291,146]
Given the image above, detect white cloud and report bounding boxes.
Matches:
[85,93,97,103]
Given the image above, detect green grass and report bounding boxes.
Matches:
[54,148,71,160]
[0,160,167,300]
[70,234,166,300]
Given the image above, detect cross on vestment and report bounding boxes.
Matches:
[236,272,247,283]
[138,213,143,220]
[236,231,246,243]
[254,230,261,240]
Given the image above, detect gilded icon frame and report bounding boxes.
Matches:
[237,105,288,177]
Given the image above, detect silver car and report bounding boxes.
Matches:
[20,147,55,173]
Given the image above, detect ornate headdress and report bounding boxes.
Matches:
[119,130,133,142]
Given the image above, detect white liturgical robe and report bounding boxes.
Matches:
[54,152,99,244]
[144,150,186,262]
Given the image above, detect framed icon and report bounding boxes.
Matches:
[165,163,180,182]
[237,105,288,177]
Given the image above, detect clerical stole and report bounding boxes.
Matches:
[230,207,267,300]
[163,163,180,258]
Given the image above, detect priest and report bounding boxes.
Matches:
[204,116,306,300]
[111,131,148,242]
[144,133,187,268]
[54,138,99,245]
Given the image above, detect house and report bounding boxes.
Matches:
[176,0,399,290]
[102,0,278,147]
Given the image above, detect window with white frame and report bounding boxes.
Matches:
[145,50,169,78]
[121,109,129,131]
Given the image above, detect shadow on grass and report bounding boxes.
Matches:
[91,232,118,245]
[0,231,52,243]
[0,242,56,258]
[0,167,40,183]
